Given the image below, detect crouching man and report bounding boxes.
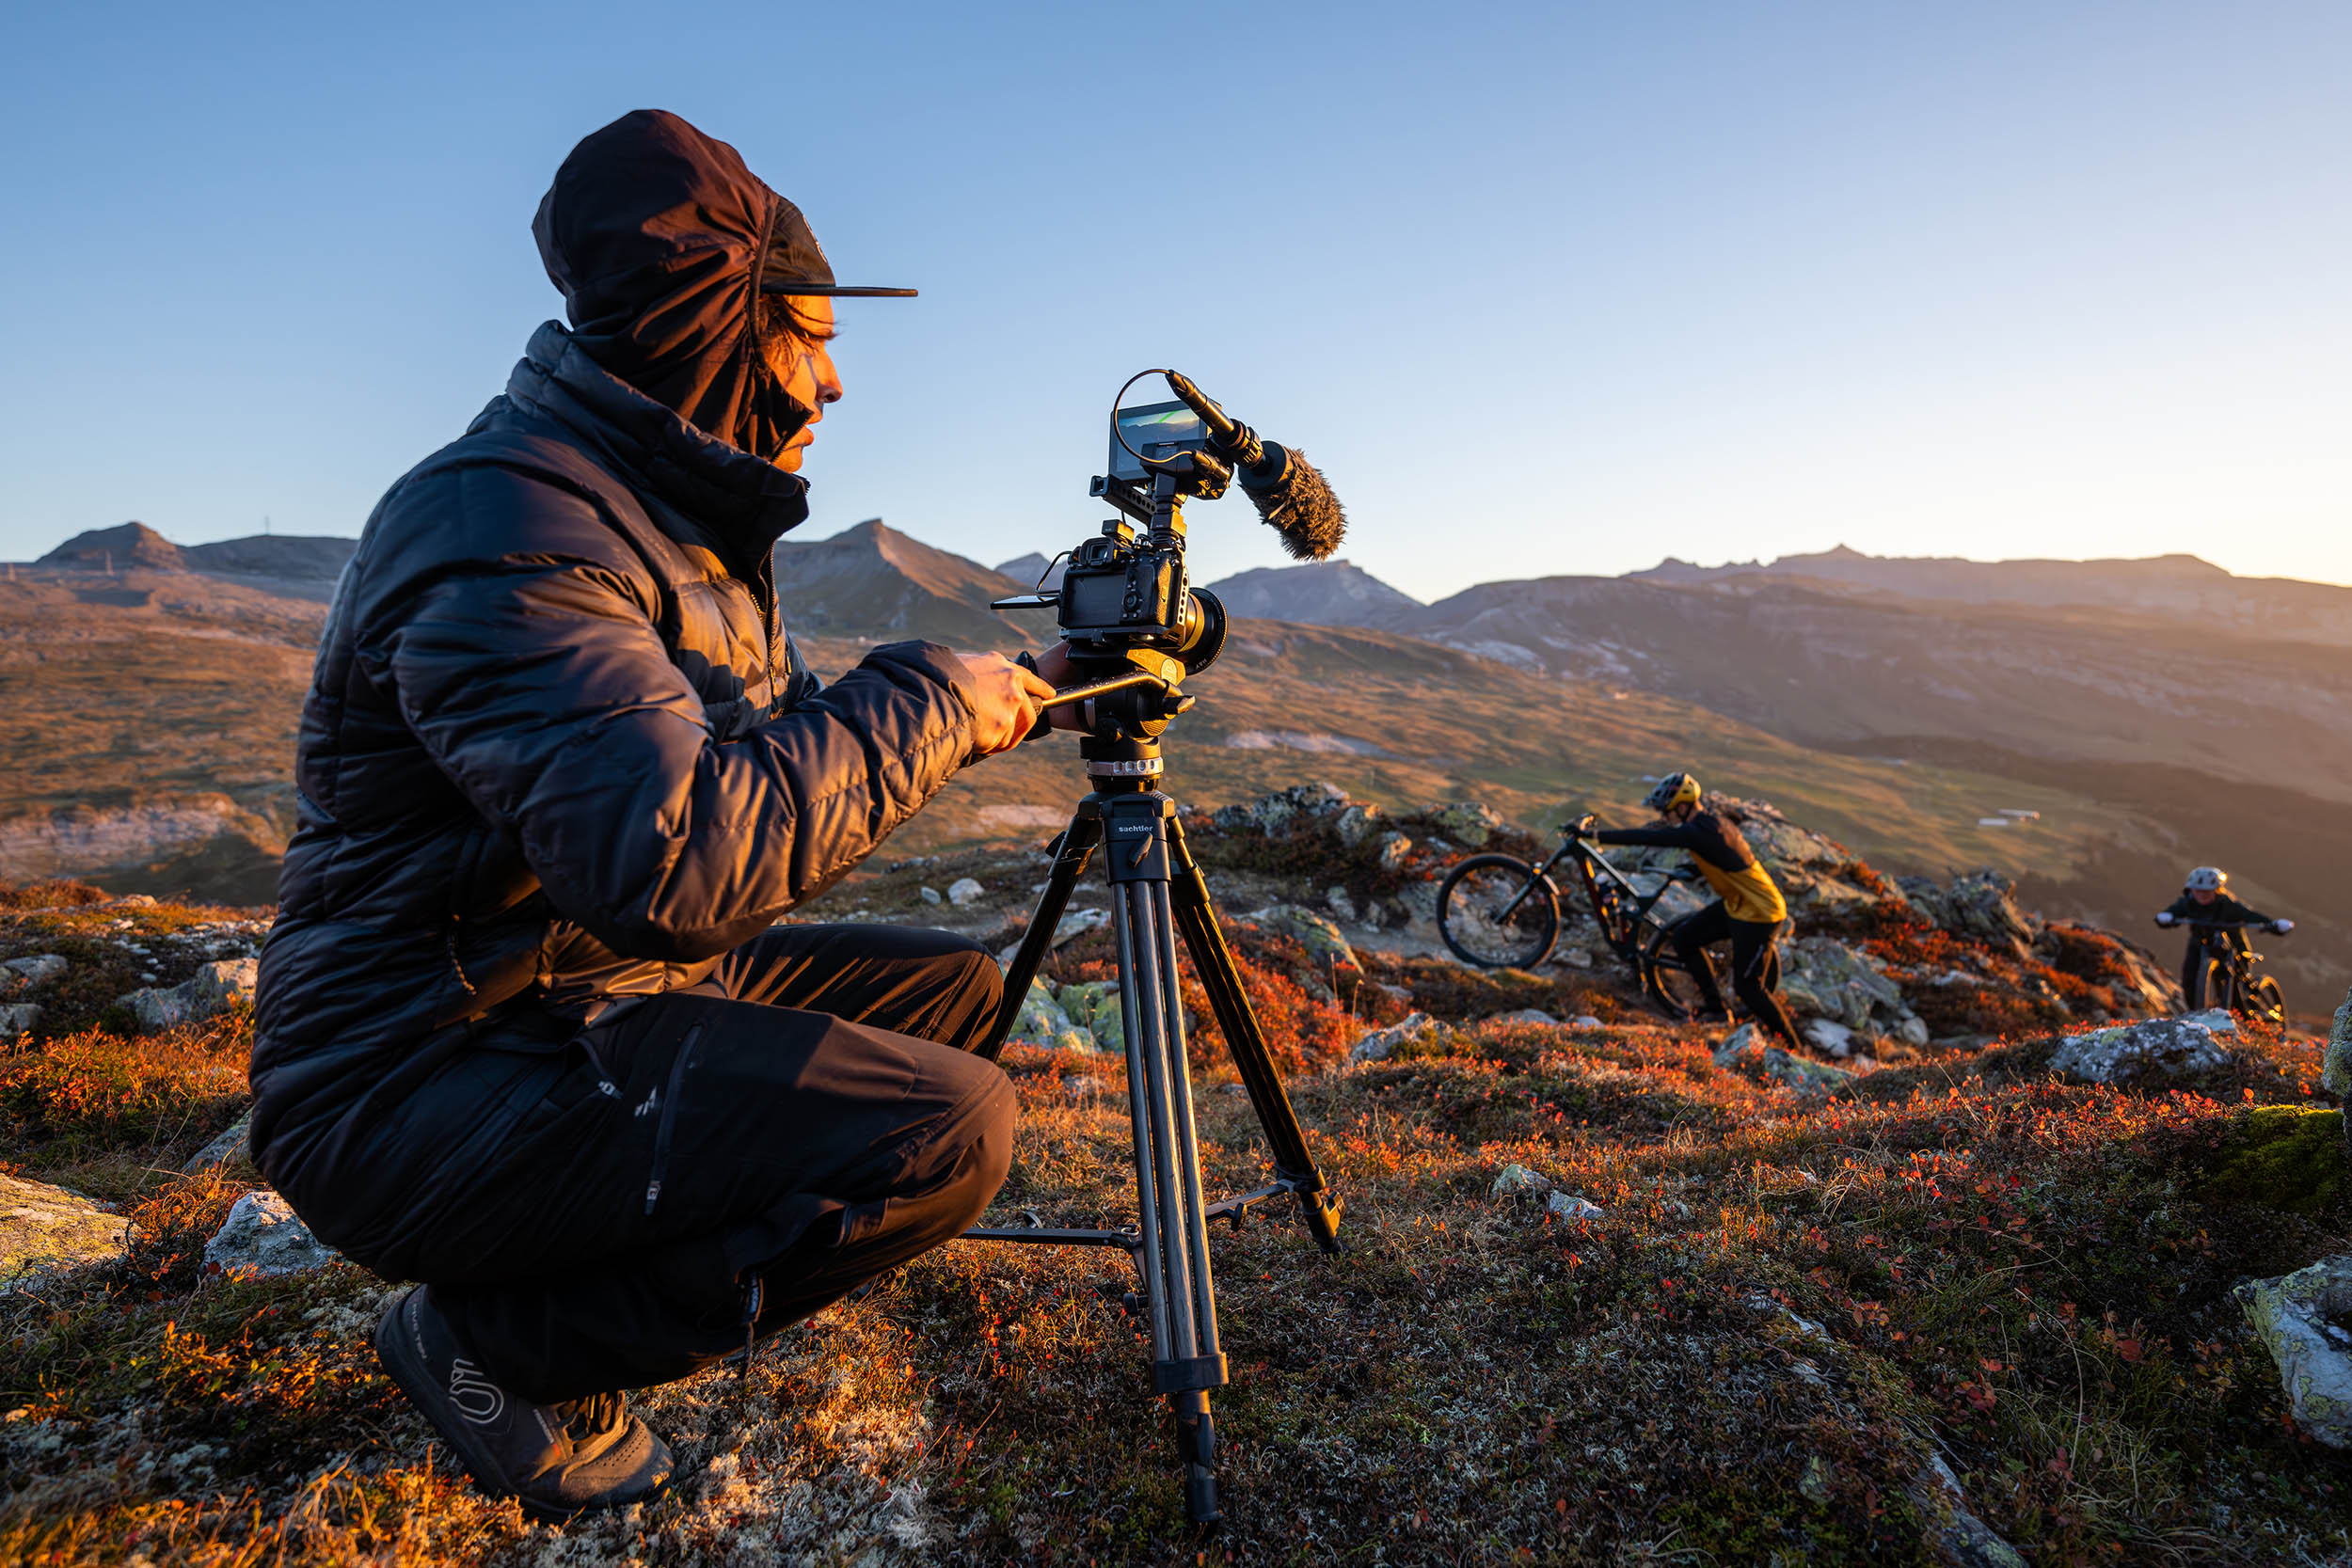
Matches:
[250,110,1058,1519]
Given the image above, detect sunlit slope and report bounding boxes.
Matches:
[814,621,2117,882]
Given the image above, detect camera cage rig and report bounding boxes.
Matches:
[963,371,1345,1528]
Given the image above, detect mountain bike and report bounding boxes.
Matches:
[2170,918,2288,1024]
[1436,815,1721,1019]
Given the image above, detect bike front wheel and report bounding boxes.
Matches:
[2237,974,2286,1026]
[1438,854,1560,970]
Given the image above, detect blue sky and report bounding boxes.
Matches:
[2,1,2345,600]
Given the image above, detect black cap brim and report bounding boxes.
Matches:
[760,280,917,297]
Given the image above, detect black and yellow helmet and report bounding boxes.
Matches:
[1644,771,1703,813]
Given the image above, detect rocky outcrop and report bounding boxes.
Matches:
[115,958,257,1034]
[2049,1011,2234,1086]
[1351,1012,1442,1063]
[1780,938,1931,1047]
[1,1172,131,1290]
[1899,871,2039,960]
[2323,986,2352,1100]
[2236,1257,2352,1449]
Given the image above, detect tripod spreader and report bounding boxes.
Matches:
[963,757,1343,1526]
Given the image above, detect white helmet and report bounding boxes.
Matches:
[2185,866,2228,894]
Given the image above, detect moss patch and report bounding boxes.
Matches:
[2200,1104,2345,1215]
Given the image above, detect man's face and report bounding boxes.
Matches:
[761,296,841,473]
[2191,887,2217,906]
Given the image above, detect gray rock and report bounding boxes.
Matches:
[918,885,944,905]
[2050,1014,2232,1087]
[0,1003,41,1037]
[1,1172,132,1291]
[1804,1017,1859,1057]
[1430,800,1506,848]
[1351,1011,1441,1063]
[1052,907,1110,946]
[1333,801,1385,849]
[1493,1007,1558,1026]
[1759,1048,1854,1095]
[1252,905,1358,971]
[115,958,258,1034]
[2236,1256,2352,1448]
[182,1108,254,1174]
[1325,885,1358,923]
[1374,832,1415,872]
[204,1189,338,1277]
[1569,1013,1604,1028]
[1489,1163,1552,1197]
[1546,1191,1604,1222]
[946,877,985,908]
[2,954,68,988]
[1211,782,1351,836]
[2323,986,2352,1100]
[1782,937,1919,1037]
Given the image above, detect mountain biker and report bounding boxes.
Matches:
[1585,772,1804,1051]
[2154,866,2293,1006]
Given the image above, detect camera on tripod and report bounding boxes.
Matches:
[964,370,1349,1528]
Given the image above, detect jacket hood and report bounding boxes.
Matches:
[532,109,812,464]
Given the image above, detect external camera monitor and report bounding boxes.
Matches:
[1108,400,1209,483]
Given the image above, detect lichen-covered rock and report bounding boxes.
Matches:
[1546,1191,1604,1222]
[2235,1256,2352,1448]
[1351,1011,1441,1063]
[1374,832,1415,872]
[1251,905,1358,971]
[1714,1024,1852,1095]
[946,877,985,908]
[1,1172,131,1290]
[1052,906,1110,946]
[1429,800,1505,848]
[2324,986,2352,1100]
[1005,979,1097,1054]
[115,957,258,1034]
[1210,782,1350,835]
[1332,801,1385,849]
[1055,980,1124,1055]
[0,1003,41,1037]
[1804,1017,1858,1057]
[204,1189,338,1278]
[2049,1012,2233,1086]
[1492,1007,1558,1026]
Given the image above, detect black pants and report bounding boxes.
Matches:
[1669,902,1804,1050]
[307,925,1014,1404]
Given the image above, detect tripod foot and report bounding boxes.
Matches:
[1178,1411,1221,1526]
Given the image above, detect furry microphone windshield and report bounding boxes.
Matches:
[1239,444,1347,561]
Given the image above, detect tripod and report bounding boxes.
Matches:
[963,724,1344,1526]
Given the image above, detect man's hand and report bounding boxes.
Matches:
[958,652,1056,757]
[1030,641,1092,733]
[2154,911,2177,927]
[2274,918,2295,934]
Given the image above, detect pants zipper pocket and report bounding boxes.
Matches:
[643,1023,703,1217]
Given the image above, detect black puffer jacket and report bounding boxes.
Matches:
[249,321,981,1185]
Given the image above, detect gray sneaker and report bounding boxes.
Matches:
[373,1285,673,1521]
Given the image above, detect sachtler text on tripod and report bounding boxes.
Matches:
[962,372,1348,1527]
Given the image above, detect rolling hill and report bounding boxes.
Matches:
[2,523,2343,1005]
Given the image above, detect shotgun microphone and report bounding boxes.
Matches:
[1162,371,1347,561]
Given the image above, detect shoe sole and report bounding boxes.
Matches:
[372,1289,597,1526]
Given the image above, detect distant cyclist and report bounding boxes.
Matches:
[1588,772,1804,1050]
[2154,866,2292,1006]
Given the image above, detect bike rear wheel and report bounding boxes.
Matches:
[1640,925,1717,1021]
[1438,855,1559,970]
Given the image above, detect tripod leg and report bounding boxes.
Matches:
[1108,800,1228,1525]
[1164,817,1344,1255]
[977,809,1102,1062]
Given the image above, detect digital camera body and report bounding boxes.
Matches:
[1054,398,1217,653]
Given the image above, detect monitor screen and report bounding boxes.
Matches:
[1108,400,1207,483]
